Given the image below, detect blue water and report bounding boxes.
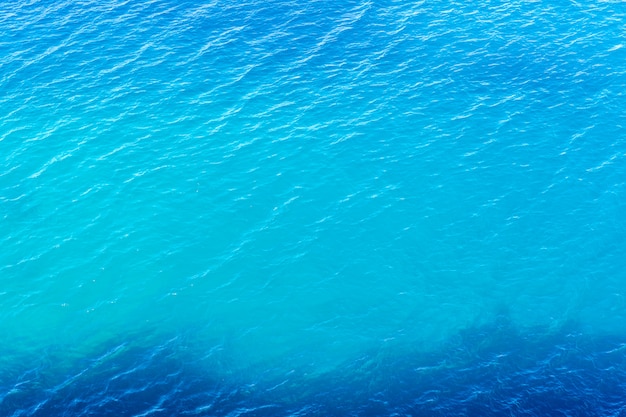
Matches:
[2,0,626,415]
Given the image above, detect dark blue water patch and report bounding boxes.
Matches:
[299,317,626,416]
[2,318,626,416]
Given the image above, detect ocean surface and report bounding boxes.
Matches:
[1,0,626,415]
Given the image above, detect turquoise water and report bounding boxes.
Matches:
[2,0,626,415]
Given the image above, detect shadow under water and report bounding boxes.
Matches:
[2,315,626,416]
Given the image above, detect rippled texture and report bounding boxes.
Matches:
[1,0,626,415]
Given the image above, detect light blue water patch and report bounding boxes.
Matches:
[1,0,626,414]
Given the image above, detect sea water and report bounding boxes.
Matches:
[1,0,626,415]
